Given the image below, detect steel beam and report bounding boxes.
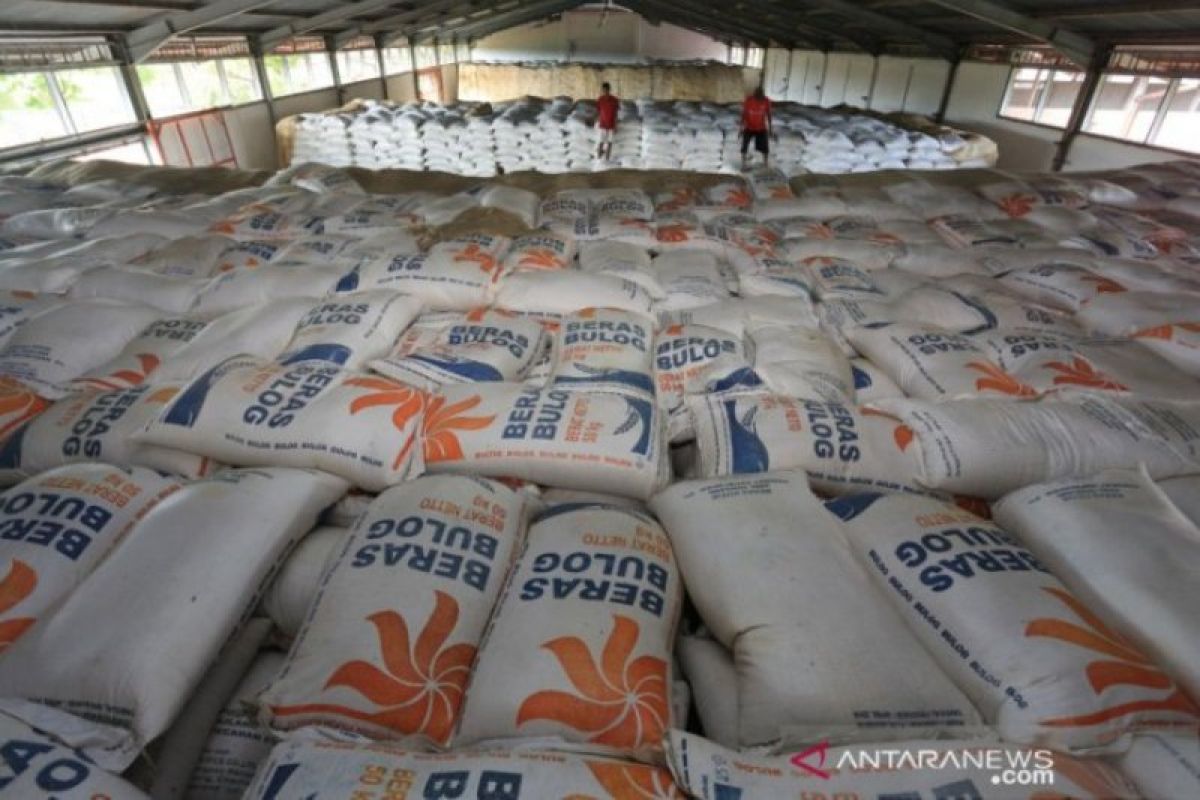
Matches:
[624,0,798,48]
[1033,2,1200,21]
[409,0,579,44]
[934,44,969,122]
[126,0,282,61]
[922,0,1094,66]
[1052,45,1111,171]
[360,0,479,36]
[259,0,402,52]
[800,0,960,61]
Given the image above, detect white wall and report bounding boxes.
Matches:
[222,87,339,171]
[943,61,1182,173]
[473,9,726,63]
[761,49,949,115]
[223,102,274,171]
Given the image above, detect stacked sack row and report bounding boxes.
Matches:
[289,96,986,177]
[0,157,1197,798]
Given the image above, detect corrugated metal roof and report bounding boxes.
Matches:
[0,0,1196,64]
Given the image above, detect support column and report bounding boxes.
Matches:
[782,48,794,101]
[374,33,389,100]
[409,37,420,100]
[326,35,344,106]
[249,38,279,162]
[1052,45,1111,172]
[934,46,969,123]
[110,36,152,125]
[865,53,881,109]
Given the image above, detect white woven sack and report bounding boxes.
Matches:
[0,300,162,398]
[493,271,655,316]
[138,357,426,491]
[277,291,423,370]
[258,476,526,747]
[651,473,981,749]
[456,503,682,761]
[372,309,548,389]
[665,730,1138,800]
[260,526,350,640]
[0,385,216,484]
[244,739,681,799]
[0,708,149,798]
[184,651,285,800]
[873,394,1200,498]
[829,491,1199,751]
[0,463,181,653]
[994,467,1200,700]
[689,393,923,496]
[69,316,209,393]
[1116,732,1200,800]
[548,307,655,398]
[149,300,311,385]
[423,382,668,499]
[0,468,348,770]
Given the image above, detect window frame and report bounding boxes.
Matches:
[135,54,264,119]
[262,49,336,98]
[996,61,1200,156]
[0,63,140,154]
[996,65,1084,130]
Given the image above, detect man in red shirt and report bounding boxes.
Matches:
[596,82,619,161]
[741,86,773,169]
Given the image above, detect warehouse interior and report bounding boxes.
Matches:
[0,1,1199,798]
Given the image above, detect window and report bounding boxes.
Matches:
[136,58,261,117]
[457,42,471,63]
[413,45,437,70]
[0,66,136,151]
[439,43,456,65]
[335,49,381,84]
[0,72,67,149]
[1151,78,1200,153]
[999,67,1083,127]
[746,48,765,69]
[729,45,745,65]
[263,51,334,96]
[382,46,413,74]
[1084,73,1171,143]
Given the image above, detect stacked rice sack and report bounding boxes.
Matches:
[286,96,983,177]
[0,157,1196,799]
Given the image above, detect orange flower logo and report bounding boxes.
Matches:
[998,193,1036,217]
[586,761,684,799]
[1042,357,1128,391]
[965,361,1038,397]
[73,353,161,392]
[1027,586,1199,728]
[453,243,499,275]
[722,187,753,208]
[1079,275,1126,295]
[517,614,668,749]
[345,376,425,469]
[1133,323,1200,341]
[655,224,691,244]
[862,408,914,451]
[465,307,517,322]
[422,394,495,463]
[0,559,37,653]
[518,248,567,270]
[0,378,48,439]
[270,591,475,744]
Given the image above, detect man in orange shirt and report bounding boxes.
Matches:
[740,86,773,169]
[596,82,619,161]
